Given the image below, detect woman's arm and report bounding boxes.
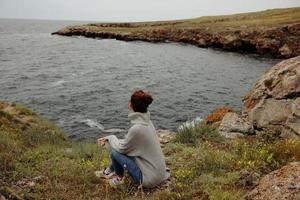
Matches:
[104,126,141,154]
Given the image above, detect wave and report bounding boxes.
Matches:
[50,80,67,87]
[82,119,124,133]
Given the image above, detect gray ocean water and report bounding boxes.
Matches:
[0,18,279,140]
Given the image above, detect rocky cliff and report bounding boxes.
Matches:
[52,7,300,58]
[243,55,300,138]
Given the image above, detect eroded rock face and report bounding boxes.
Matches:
[246,162,300,200]
[243,56,300,138]
[218,112,254,138]
[52,22,300,58]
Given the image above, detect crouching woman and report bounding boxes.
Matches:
[97,90,170,188]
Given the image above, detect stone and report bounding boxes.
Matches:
[246,162,300,200]
[156,129,175,144]
[65,148,73,154]
[279,44,293,57]
[220,34,241,49]
[243,56,300,139]
[197,38,207,46]
[287,23,300,35]
[204,106,233,124]
[28,181,36,187]
[32,176,43,183]
[218,112,254,138]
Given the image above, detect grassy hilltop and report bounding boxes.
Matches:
[1,101,300,199]
[53,7,300,58]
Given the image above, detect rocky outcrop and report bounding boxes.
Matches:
[243,56,300,139]
[52,22,300,58]
[246,162,300,200]
[218,112,254,138]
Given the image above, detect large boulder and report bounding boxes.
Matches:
[246,162,300,200]
[218,112,254,138]
[243,56,300,139]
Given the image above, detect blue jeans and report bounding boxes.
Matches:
[109,148,143,184]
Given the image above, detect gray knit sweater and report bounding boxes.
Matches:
[104,112,170,188]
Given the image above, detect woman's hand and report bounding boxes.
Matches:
[97,137,108,147]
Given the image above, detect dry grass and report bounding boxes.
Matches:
[79,7,300,34]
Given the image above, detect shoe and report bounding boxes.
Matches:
[95,167,114,179]
[109,176,124,189]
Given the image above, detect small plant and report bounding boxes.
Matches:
[233,140,279,174]
[175,122,223,145]
[14,104,35,116]
[267,139,300,164]
[257,127,281,143]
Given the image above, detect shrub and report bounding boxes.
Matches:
[175,123,223,145]
[232,140,279,174]
[257,127,281,143]
[267,139,300,165]
[194,142,235,174]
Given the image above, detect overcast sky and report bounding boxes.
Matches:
[0,0,299,22]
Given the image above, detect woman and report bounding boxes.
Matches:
[97,90,170,188]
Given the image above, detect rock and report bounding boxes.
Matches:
[287,23,300,35]
[27,181,36,187]
[65,148,73,154]
[246,162,300,200]
[279,44,293,57]
[32,176,43,183]
[53,20,300,58]
[255,38,281,56]
[15,176,43,189]
[238,169,261,188]
[156,129,175,144]
[219,34,242,49]
[218,112,254,138]
[243,56,300,139]
[197,38,207,46]
[204,106,233,125]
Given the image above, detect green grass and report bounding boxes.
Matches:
[14,104,36,116]
[1,103,300,199]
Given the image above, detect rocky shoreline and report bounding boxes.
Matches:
[52,8,300,58]
[1,56,300,199]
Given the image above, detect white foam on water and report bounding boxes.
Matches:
[50,80,67,87]
[82,119,105,131]
[82,119,124,133]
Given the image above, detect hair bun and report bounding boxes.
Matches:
[130,90,153,113]
[144,94,153,106]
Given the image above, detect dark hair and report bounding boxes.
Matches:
[130,90,153,113]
